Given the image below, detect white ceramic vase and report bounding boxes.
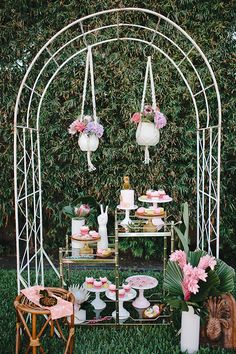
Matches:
[180,306,200,354]
[78,133,99,151]
[71,218,85,252]
[136,122,160,146]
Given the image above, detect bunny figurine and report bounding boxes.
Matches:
[97,205,108,250]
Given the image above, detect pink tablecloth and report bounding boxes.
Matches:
[21,285,73,320]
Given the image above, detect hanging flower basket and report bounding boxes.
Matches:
[68,116,104,170]
[131,56,167,164]
[131,104,167,163]
[68,46,103,172]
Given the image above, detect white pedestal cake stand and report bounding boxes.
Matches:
[83,283,109,310]
[105,289,137,320]
[125,275,158,309]
[117,205,138,226]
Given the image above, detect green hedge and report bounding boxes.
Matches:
[1,1,235,262]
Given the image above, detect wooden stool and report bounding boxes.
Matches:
[14,287,75,354]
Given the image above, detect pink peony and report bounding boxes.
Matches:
[198,254,217,271]
[68,120,86,135]
[170,250,187,269]
[131,112,141,123]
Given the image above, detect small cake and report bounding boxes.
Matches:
[154,207,164,215]
[146,190,152,198]
[143,305,160,319]
[85,277,94,288]
[122,283,131,293]
[137,207,145,215]
[109,284,116,293]
[100,277,108,287]
[120,190,135,208]
[162,194,170,200]
[93,280,102,289]
[90,231,99,239]
[152,191,160,198]
[118,289,125,298]
[80,226,89,236]
[97,248,112,257]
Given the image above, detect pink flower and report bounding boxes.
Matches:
[131,112,141,123]
[170,250,187,269]
[155,111,167,129]
[194,267,208,282]
[68,120,86,135]
[198,254,217,271]
[182,278,191,301]
[143,105,153,116]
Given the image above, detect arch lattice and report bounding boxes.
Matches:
[14,8,221,293]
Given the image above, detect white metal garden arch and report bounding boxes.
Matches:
[14,7,221,293]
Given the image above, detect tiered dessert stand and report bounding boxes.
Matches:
[138,195,173,230]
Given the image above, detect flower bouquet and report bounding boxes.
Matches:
[164,249,235,353]
[164,250,235,312]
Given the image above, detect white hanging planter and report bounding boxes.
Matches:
[180,306,200,353]
[136,122,160,146]
[78,133,99,152]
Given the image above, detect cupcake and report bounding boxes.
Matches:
[119,289,126,298]
[122,283,131,293]
[154,207,164,215]
[80,226,89,236]
[152,191,160,198]
[137,207,145,215]
[146,190,152,198]
[90,231,99,239]
[100,277,108,288]
[109,284,116,293]
[162,194,170,200]
[158,190,166,198]
[85,277,94,288]
[93,280,102,289]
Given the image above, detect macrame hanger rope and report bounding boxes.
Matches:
[80,46,97,123]
[140,56,156,112]
[140,56,157,165]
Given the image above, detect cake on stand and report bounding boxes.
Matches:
[105,288,137,320]
[125,275,158,309]
[135,211,165,232]
[83,282,110,310]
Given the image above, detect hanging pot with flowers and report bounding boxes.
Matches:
[131,56,167,164]
[68,46,104,172]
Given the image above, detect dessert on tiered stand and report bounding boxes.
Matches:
[71,226,100,255]
[83,276,110,310]
[139,189,172,208]
[117,176,137,225]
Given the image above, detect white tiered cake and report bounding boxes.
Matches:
[120,189,135,208]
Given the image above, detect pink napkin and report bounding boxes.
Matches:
[21,285,73,320]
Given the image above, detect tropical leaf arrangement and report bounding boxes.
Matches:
[164,249,235,313]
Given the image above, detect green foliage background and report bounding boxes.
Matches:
[0,1,235,262]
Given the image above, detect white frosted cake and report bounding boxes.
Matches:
[120,190,134,208]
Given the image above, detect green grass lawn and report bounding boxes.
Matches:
[0,268,235,354]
